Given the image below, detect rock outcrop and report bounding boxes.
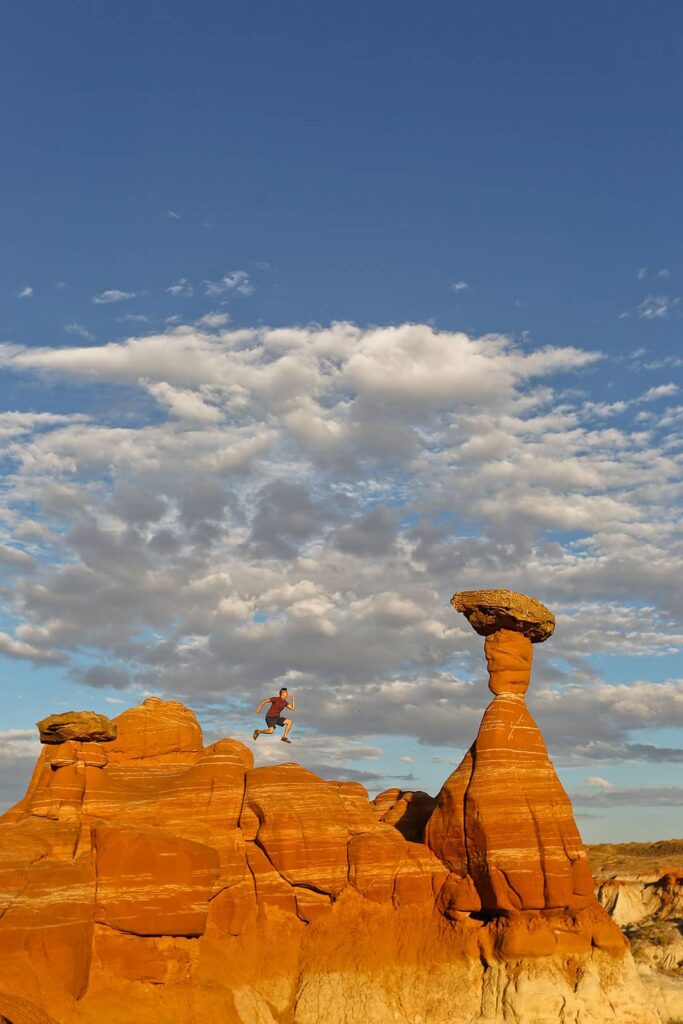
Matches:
[36,711,117,745]
[0,591,663,1024]
[425,604,593,916]
[589,841,683,1023]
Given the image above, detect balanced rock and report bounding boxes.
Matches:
[451,588,555,642]
[36,710,117,744]
[426,593,594,914]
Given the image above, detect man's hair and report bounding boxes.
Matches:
[279,687,288,695]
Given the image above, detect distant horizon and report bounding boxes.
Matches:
[1,1,681,845]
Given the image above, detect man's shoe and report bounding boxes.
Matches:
[281,736,292,743]
[252,729,259,740]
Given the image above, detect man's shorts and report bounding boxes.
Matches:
[265,715,287,729]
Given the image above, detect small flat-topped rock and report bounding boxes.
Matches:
[36,710,117,745]
[451,588,555,643]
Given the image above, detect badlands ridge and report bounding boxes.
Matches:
[0,590,672,1023]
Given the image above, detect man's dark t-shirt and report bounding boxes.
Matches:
[266,696,288,717]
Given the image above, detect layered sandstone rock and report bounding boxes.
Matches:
[371,787,436,841]
[0,593,662,1024]
[425,595,594,918]
[0,992,61,1024]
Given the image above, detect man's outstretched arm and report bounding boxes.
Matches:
[255,698,269,713]
[286,694,296,710]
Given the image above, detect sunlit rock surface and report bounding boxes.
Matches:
[425,628,594,913]
[0,592,663,1024]
[36,711,117,745]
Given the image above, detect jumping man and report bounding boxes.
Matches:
[253,687,296,743]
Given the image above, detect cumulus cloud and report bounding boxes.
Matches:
[639,383,679,402]
[92,289,137,305]
[585,776,613,789]
[450,280,470,293]
[197,312,230,328]
[18,286,33,299]
[144,380,225,423]
[0,410,89,441]
[0,544,34,568]
[0,319,680,806]
[0,631,63,664]
[0,729,40,761]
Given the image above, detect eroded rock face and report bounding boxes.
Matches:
[0,992,61,1024]
[425,615,593,914]
[589,842,683,1022]
[0,595,661,1024]
[36,711,117,745]
[372,787,436,842]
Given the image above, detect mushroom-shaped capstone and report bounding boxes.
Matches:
[451,588,555,643]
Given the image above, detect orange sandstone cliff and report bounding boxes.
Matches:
[0,590,662,1024]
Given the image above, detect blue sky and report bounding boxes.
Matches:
[0,1,682,842]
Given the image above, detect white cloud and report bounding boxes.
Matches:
[573,786,683,807]
[167,278,193,297]
[0,318,680,801]
[92,289,137,305]
[637,267,648,281]
[638,294,680,320]
[343,326,599,405]
[644,355,683,369]
[204,271,253,297]
[167,210,181,220]
[64,322,95,342]
[18,287,33,299]
[0,729,39,761]
[0,410,88,441]
[450,280,470,293]
[0,544,33,568]
[144,380,225,423]
[657,268,671,279]
[0,631,63,664]
[639,383,679,402]
[197,312,230,328]
[585,776,613,790]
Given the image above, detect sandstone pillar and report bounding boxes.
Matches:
[425,589,595,914]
